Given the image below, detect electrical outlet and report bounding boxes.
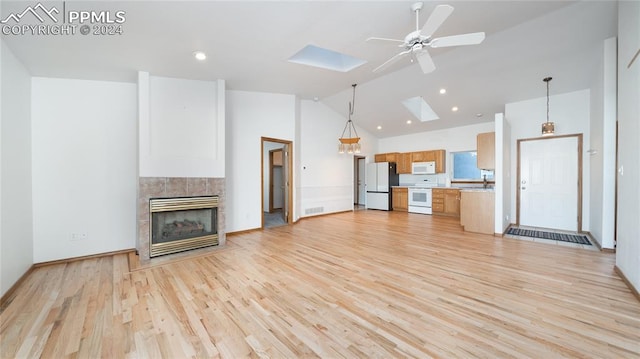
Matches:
[505,215,510,221]
[71,233,88,241]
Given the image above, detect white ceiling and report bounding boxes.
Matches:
[1,1,618,138]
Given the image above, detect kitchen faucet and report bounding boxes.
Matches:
[483,174,488,189]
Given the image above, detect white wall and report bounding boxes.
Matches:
[299,100,377,217]
[505,90,591,231]
[138,73,225,177]
[226,90,296,232]
[379,122,495,182]
[495,113,511,234]
[589,37,617,249]
[615,0,640,293]
[1,41,33,296]
[31,78,137,262]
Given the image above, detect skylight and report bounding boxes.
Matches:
[402,96,439,122]
[287,45,367,72]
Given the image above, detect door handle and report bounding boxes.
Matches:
[521,187,526,190]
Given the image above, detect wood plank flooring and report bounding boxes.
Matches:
[2,210,639,358]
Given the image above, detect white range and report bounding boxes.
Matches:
[408,182,438,214]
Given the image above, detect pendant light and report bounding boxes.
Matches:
[541,77,555,136]
[338,84,361,154]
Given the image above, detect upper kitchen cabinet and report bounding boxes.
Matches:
[410,151,433,162]
[396,153,412,174]
[477,132,495,170]
[374,152,399,163]
[433,150,446,173]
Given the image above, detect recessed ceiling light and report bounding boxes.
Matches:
[476,113,483,117]
[377,125,382,130]
[439,88,446,94]
[452,106,459,112]
[406,120,412,124]
[193,51,207,61]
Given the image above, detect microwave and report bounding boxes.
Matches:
[412,161,436,174]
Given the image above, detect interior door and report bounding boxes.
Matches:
[269,149,284,212]
[357,157,366,205]
[272,167,283,209]
[282,144,290,223]
[519,136,579,231]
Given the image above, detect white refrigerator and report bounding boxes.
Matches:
[365,162,399,210]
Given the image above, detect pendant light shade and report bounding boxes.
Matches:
[338,84,361,154]
[541,77,554,136]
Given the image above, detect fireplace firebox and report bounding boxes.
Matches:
[149,196,218,257]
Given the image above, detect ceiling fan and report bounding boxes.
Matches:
[367,2,485,74]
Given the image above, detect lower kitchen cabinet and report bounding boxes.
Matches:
[392,187,408,211]
[432,188,460,217]
[460,190,495,234]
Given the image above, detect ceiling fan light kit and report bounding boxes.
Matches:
[367,2,485,74]
[541,76,555,136]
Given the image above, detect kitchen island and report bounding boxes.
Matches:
[460,189,495,235]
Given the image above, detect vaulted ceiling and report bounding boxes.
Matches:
[1,1,618,137]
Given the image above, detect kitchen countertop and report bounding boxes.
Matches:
[392,186,463,190]
[431,187,494,191]
[391,185,495,192]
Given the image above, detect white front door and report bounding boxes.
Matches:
[519,136,579,231]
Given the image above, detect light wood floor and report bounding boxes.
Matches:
[2,210,639,358]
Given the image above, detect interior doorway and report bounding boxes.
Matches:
[517,134,582,232]
[354,156,366,206]
[261,137,293,228]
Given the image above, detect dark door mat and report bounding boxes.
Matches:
[506,227,591,245]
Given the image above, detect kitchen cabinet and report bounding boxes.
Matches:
[411,151,432,162]
[477,132,495,170]
[392,187,408,211]
[396,153,412,174]
[374,152,399,163]
[432,188,460,217]
[460,190,495,234]
[433,149,446,173]
[376,150,446,173]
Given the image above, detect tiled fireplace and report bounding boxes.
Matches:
[137,177,225,260]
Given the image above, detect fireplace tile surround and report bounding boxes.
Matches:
[137,177,225,260]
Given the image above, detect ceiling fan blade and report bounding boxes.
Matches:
[366,36,405,44]
[421,4,454,37]
[415,50,436,74]
[430,32,486,48]
[372,49,411,73]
